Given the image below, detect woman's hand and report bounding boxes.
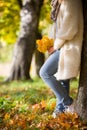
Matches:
[48,46,56,55]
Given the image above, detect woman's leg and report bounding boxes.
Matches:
[60,79,70,94]
[39,50,73,112]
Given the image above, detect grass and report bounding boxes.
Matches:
[0,77,55,129]
[0,77,78,105]
[0,77,87,130]
[0,77,51,104]
[0,77,81,129]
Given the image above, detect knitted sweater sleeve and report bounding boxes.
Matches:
[54,0,79,50]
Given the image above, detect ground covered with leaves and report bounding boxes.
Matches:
[0,77,87,130]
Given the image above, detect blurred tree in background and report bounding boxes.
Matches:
[0,0,51,80]
[0,0,20,43]
[6,0,43,81]
[0,0,51,44]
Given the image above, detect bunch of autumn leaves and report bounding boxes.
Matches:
[36,36,53,53]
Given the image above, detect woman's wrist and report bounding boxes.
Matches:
[48,46,56,55]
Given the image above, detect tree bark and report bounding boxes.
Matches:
[35,32,45,76]
[75,0,87,120]
[7,0,43,81]
[35,50,45,76]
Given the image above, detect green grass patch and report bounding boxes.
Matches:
[0,77,81,129]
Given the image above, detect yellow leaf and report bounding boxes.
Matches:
[4,113,10,120]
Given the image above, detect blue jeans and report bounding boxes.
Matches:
[39,50,73,111]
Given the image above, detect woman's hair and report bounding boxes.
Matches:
[50,0,62,21]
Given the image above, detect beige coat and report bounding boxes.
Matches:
[49,0,83,80]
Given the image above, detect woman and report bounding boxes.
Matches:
[39,0,83,118]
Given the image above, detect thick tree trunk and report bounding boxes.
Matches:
[75,0,87,120]
[35,32,45,76]
[35,50,45,76]
[7,0,43,81]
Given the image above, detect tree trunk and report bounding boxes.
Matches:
[7,0,43,81]
[35,50,45,76]
[75,0,87,120]
[35,32,45,76]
